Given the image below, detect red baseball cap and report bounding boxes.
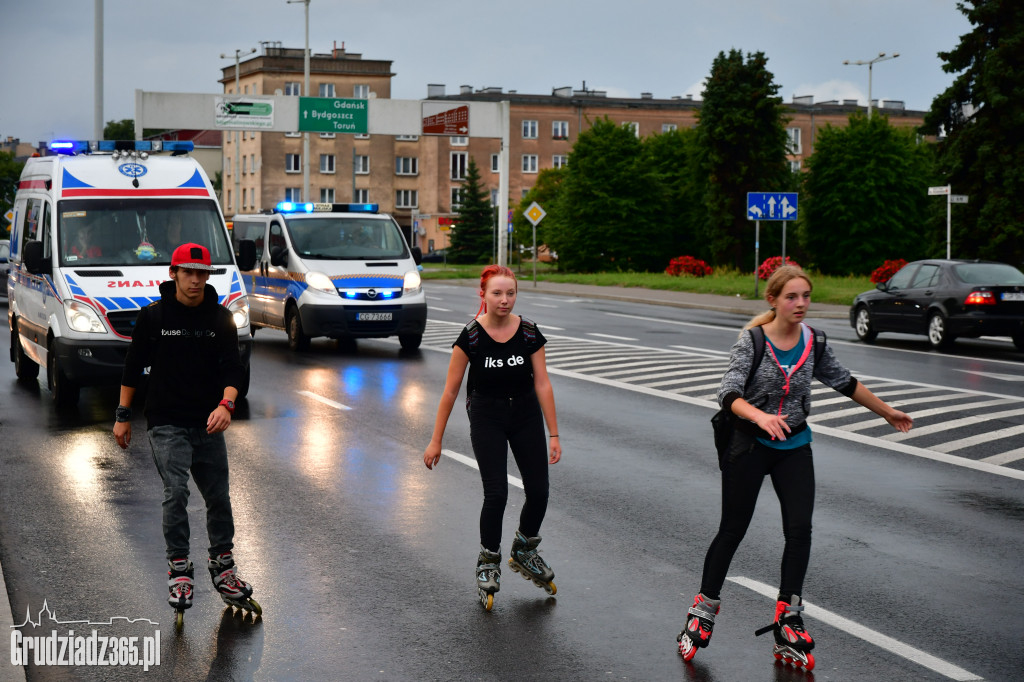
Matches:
[170,243,215,271]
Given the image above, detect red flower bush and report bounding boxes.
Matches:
[758,256,801,281]
[870,259,908,284]
[665,255,712,277]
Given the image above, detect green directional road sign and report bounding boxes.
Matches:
[299,97,369,134]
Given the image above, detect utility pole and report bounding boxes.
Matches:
[843,52,899,119]
[288,0,311,202]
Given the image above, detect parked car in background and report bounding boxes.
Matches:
[420,247,449,263]
[0,239,10,301]
[850,259,1024,351]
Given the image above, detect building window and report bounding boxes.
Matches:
[396,134,419,141]
[522,120,538,139]
[662,123,678,133]
[319,83,335,97]
[354,155,369,174]
[627,122,640,137]
[354,188,369,203]
[241,155,247,174]
[286,154,301,173]
[522,154,538,173]
[320,187,335,203]
[285,131,301,138]
[787,127,802,155]
[450,136,468,146]
[320,132,336,139]
[227,189,232,210]
[790,160,802,173]
[490,154,500,173]
[451,152,468,180]
[553,155,568,169]
[354,133,370,140]
[451,187,463,210]
[396,190,418,209]
[395,157,419,175]
[242,188,247,208]
[284,81,301,96]
[552,120,569,139]
[226,157,231,175]
[249,156,256,173]
[284,187,302,202]
[354,84,369,99]
[320,154,336,174]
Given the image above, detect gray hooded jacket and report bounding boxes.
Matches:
[718,324,858,435]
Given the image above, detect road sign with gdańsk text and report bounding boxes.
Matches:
[422,104,469,135]
[747,192,798,220]
[299,98,368,134]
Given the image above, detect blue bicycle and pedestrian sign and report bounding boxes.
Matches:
[747,192,798,220]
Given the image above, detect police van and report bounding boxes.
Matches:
[231,202,426,351]
[7,140,258,406]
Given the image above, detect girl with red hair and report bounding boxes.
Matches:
[423,265,561,610]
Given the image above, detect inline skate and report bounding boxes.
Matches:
[476,547,502,611]
[508,531,556,595]
[677,593,720,662]
[167,558,194,629]
[754,594,815,670]
[208,552,262,617]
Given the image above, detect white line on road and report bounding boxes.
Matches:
[955,369,1024,381]
[727,576,983,681]
[588,332,637,341]
[441,449,524,489]
[431,306,452,312]
[531,303,558,308]
[296,390,352,411]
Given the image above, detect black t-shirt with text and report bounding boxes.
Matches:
[454,318,547,397]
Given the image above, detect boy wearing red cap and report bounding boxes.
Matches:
[113,243,258,619]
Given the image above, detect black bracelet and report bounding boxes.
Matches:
[115,405,132,423]
[549,434,559,438]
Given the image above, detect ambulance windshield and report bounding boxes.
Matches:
[283,215,410,261]
[58,199,233,268]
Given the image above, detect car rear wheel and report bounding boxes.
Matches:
[928,311,955,350]
[854,306,877,342]
[286,306,310,352]
[11,321,39,380]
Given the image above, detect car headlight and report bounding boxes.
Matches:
[64,300,105,333]
[306,271,337,295]
[403,269,422,295]
[227,295,250,329]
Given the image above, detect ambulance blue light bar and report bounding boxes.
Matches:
[48,140,194,155]
[275,202,379,214]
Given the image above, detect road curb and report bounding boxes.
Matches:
[0,558,27,682]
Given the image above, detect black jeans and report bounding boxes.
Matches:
[700,431,815,600]
[468,391,549,553]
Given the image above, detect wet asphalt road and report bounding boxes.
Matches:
[1,285,1023,681]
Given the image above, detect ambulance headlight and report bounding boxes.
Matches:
[64,300,105,333]
[305,271,337,295]
[403,269,422,295]
[227,296,250,329]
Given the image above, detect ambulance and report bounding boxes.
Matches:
[231,202,426,351]
[7,140,258,407]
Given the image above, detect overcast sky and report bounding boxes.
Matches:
[1,0,971,144]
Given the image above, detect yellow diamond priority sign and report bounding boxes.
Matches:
[525,202,546,226]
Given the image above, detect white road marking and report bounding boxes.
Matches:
[981,447,1024,464]
[430,306,452,312]
[296,390,352,411]
[728,576,983,681]
[587,332,637,341]
[955,369,1024,381]
[441,449,524,489]
[531,303,558,308]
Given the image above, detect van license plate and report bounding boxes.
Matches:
[356,312,393,321]
[1001,293,1024,301]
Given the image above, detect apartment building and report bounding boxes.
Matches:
[220,45,926,254]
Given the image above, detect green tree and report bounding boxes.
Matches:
[448,157,494,264]
[548,117,667,272]
[1,151,25,235]
[103,119,136,140]
[800,113,936,274]
[921,0,1024,263]
[696,49,791,269]
[641,127,702,262]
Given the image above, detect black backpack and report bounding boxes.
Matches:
[462,317,538,395]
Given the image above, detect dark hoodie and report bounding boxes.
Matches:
[122,280,245,428]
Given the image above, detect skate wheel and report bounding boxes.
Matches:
[544,581,557,596]
[679,636,696,662]
[483,593,493,611]
[804,653,815,671]
[246,598,262,616]
[175,610,184,630]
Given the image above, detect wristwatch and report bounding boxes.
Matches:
[219,399,235,414]
[114,405,132,423]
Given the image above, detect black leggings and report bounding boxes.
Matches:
[468,391,549,552]
[700,431,815,600]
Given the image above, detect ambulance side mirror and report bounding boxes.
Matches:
[236,239,258,271]
[270,246,288,268]
[23,240,45,275]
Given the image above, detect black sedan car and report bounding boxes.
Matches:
[850,259,1024,351]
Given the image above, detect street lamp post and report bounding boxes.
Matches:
[843,52,899,119]
[288,0,311,202]
[220,47,256,214]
